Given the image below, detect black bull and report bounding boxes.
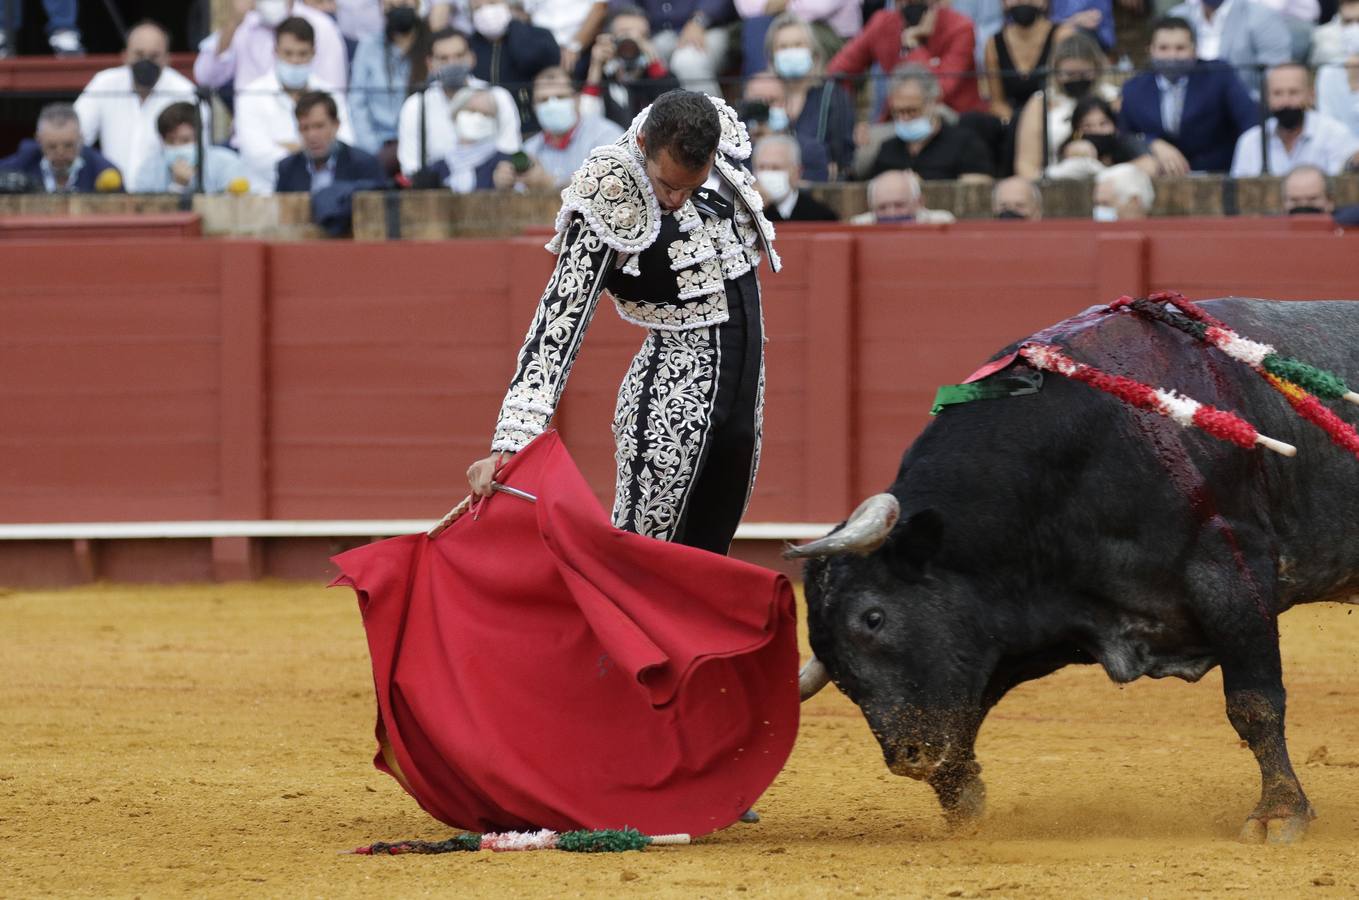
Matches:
[793,299,1359,844]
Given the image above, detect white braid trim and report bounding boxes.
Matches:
[1153,389,1201,428]
[1212,330,1274,368]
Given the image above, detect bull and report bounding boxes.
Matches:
[792,298,1359,844]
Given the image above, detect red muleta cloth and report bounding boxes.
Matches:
[331,431,799,837]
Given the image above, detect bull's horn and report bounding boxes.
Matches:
[799,657,831,701]
[783,493,900,559]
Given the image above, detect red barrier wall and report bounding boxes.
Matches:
[3,221,1357,582]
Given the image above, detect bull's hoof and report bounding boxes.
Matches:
[940,777,986,832]
[1239,813,1311,845]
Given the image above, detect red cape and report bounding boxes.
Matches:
[331,432,799,836]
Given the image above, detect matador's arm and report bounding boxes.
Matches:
[490,214,617,453]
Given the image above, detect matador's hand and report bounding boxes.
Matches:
[467,451,513,498]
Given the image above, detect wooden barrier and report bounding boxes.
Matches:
[3,221,1358,585]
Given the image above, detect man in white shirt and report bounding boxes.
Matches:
[1232,63,1359,176]
[73,21,210,183]
[235,17,355,192]
[1167,0,1290,97]
[396,27,521,177]
[499,66,624,190]
[195,0,349,94]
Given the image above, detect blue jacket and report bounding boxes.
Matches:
[0,140,122,192]
[275,141,383,193]
[1118,61,1259,174]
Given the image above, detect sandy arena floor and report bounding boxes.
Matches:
[4,582,1359,898]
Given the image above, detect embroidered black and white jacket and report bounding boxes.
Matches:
[490,96,781,454]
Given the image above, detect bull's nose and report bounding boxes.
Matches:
[885,741,946,780]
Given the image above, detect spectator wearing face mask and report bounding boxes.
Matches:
[236,17,356,191]
[350,0,430,170]
[828,0,987,117]
[764,14,855,181]
[1013,31,1117,179]
[739,71,833,181]
[196,0,349,94]
[396,27,522,176]
[992,175,1042,219]
[1311,0,1359,68]
[1165,0,1289,99]
[466,0,561,128]
[849,168,956,224]
[867,65,994,181]
[580,6,681,130]
[1232,64,1359,176]
[982,0,1072,125]
[73,21,210,184]
[752,134,838,221]
[414,87,512,191]
[1316,12,1359,138]
[132,102,252,194]
[0,104,122,194]
[1092,162,1154,221]
[735,0,860,79]
[1063,97,1154,170]
[1281,164,1335,215]
[498,66,623,190]
[1118,17,1257,176]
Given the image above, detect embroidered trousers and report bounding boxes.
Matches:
[610,269,765,556]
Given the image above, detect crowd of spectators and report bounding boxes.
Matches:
[4,0,1359,229]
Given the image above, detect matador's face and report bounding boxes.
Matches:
[637,133,713,213]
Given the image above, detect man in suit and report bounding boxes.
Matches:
[753,134,837,222]
[1118,16,1258,175]
[0,103,122,193]
[1166,0,1290,98]
[277,91,382,236]
[276,91,382,192]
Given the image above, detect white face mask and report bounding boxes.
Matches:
[1343,22,1359,57]
[756,169,792,202]
[455,109,498,143]
[1093,204,1119,222]
[472,3,513,39]
[256,0,290,27]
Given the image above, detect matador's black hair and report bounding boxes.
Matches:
[641,90,721,171]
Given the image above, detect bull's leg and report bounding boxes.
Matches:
[929,755,985,830]
[1222,678,1314,844]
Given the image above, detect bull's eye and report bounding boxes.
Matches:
[862,608,885,631]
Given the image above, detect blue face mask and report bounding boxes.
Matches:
[878,213,915,223]
[766,105,790,132]
[773,46,814,80]
[276,59,312,90]
[534,96,578,135]
[895,116,932,143]
[163,143,198,167]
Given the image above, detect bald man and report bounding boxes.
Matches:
[74,20,210,179]
[992,176,1043,221]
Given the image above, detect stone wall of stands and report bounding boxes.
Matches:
[1,217,1355,585]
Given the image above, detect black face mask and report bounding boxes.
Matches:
[1007,4,1041,27]
[386,6,419,35]
[1061,78,1093,99]
[901,2,929,26]
[1287,205,1326,215]
[130,58,162,89]
[1085,132,1120,158]
[1274,106,1305,130]
[996,209,1027,219]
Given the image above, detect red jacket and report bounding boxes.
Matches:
[827,7,985,115]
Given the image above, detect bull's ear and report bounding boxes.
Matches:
[884,509,944,578]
